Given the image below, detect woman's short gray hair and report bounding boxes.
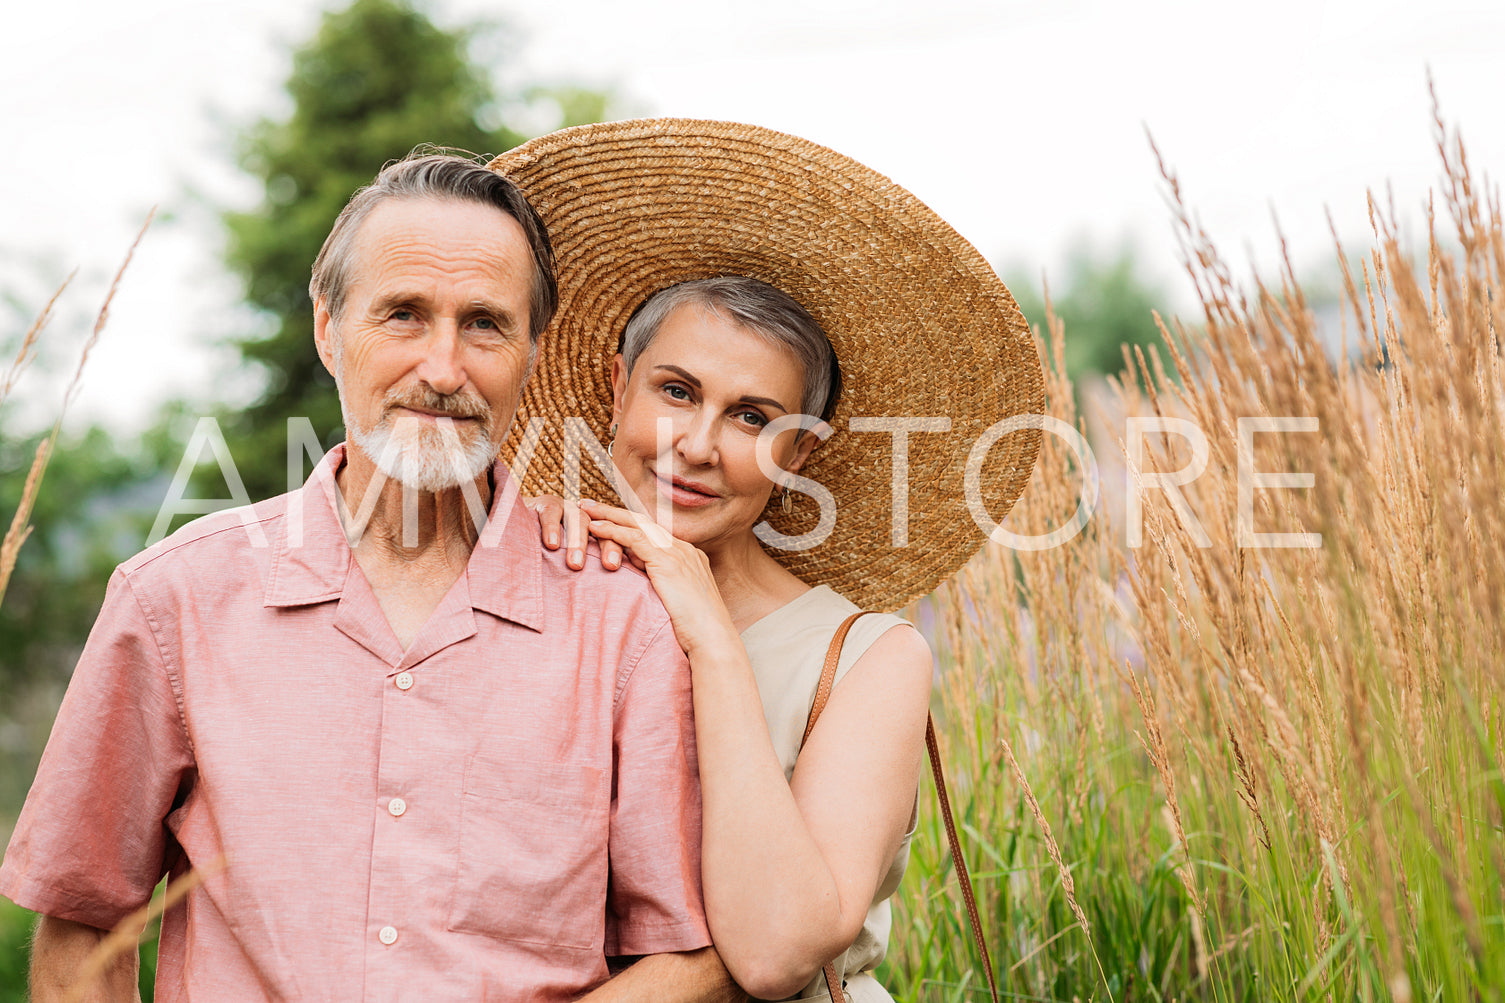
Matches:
[310,151,557,339]
[619,277,840,420]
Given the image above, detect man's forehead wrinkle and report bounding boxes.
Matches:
[361,244,523,284]
[351,245,532,312]
[344,199,534,301]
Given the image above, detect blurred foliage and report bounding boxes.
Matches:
[0,900,28,1002]
[0,405,187,819]
[217,0,610,500]
[1006,240,1171,380]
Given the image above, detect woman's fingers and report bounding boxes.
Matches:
[579,498,675,549]
[533,493,588,569]
[584,518,650,550]
[573,498,627,571]
[585,517,678,571]
[577,497,638,526]
[530,495,567,550]
[563,501,588,570]
[528,495,629,572]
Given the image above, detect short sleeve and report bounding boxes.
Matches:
[0,568,195,929]
[604,621,710,956]
[833,612,916,684]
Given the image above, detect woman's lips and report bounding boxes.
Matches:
[654,472,720,508]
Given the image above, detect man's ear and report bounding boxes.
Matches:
[313,300,338,377]
[609,354,627,427]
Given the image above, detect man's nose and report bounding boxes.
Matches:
[415,321,467,396]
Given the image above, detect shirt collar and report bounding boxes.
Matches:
[466,469,546,633]
[264,443,545,633]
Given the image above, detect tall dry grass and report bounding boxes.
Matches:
[884,105,1505,1001]
[1,214,152,605]
[0,215,167,1000]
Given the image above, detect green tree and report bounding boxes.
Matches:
[219,0,608,499]
[1007,241,1171,379]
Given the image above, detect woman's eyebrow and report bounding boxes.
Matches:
[654,364,702,388]
[738,394,791,411]
[654,364,792,412]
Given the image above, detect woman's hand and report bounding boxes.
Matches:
[579,498,740,658]
[526,494,625,571]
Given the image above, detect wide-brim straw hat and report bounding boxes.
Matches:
[487,118,1044,613]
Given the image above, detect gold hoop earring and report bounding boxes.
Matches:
[608,423,618,458]
[781,486,792,515]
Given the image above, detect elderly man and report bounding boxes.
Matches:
[1,155,728,1000]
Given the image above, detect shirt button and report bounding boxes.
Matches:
[388,797,407,817]
[378,925,398,945]
[395,672,414,691]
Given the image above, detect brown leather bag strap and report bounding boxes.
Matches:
[822,962,845,1003]
[927,714,1000,1003]
[800,611,870,1003]
[801,611,868,749]
[801,611,999,1003]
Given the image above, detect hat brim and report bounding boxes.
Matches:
[488,118,1044,613]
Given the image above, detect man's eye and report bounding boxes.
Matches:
[471,316,498,331]
[390,309,417,322]
[664,384,690,400]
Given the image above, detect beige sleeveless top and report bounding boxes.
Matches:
[739,585,917,1003]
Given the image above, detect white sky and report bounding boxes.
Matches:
[3,0,1503,434]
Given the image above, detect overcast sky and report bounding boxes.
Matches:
[4,0,1503,434]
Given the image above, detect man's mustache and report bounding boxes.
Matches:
[381,386,492,424]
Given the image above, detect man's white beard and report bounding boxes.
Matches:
[348,409,498,492]
[340,381,498,491]
[331,332,501,492]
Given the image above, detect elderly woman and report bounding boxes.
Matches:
[492,120,1042,1002]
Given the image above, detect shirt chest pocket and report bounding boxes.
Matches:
[447,753,610,951]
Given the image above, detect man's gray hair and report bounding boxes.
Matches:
[310,152,558,339]
[620,277,841,421]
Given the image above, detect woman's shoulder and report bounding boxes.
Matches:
[740,586,926,774]
[743,584,899,636]
[837,603,921,674]
[743,586,918,676]
[810,586,913,641]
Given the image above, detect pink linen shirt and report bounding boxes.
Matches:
[0,444,708,1001]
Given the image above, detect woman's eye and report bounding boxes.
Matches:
[737,410,768,428]
[664,384,691,401]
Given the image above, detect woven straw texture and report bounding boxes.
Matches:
[488,118,1044,613]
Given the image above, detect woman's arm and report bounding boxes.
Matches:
[690,623,930,998]
[581,500,932,999]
